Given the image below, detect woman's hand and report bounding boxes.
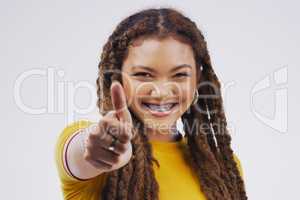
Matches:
[83,81,134,172]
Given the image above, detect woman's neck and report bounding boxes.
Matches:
[145,123,182,142]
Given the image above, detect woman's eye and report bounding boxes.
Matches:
[174,72,190,77]
[133,72,152,77]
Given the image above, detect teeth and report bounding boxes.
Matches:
[145,103,174,112]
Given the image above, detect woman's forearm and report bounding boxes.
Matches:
[62,124,105,181]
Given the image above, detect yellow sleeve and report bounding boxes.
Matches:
[54,120,107,200]
[233,153,244,179]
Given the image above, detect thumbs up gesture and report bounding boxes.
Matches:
[83,81,134,172]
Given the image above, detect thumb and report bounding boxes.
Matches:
[110,81,133,125]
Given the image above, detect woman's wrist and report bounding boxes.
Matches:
[63,122,99,180]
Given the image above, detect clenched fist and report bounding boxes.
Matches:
[83,81,134,172]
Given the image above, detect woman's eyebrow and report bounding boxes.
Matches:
[131,64,192,72]
[131,65,155,72]
[170,64,192,72]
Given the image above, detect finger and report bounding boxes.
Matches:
[88,146,120,165]
[101,118,132,143]
[92,118,131,147]
[110,81,133,125]
[105,110,117,119]
[101,135,127,154]
[84,153,112,170]
[88,129,128,154]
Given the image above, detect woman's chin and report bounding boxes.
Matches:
[141,115,178,130]
[142,120,175,132]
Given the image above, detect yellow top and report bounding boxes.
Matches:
[54,120,244,200]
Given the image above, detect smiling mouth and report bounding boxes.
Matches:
[140,102,179,117]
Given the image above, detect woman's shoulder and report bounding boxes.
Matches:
[54,120,94,182]
[232,153,244,179]
[54,120,108,199]
[55,120,96,150]
[179,137,244,179]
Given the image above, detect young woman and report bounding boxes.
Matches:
[55,7,248,200]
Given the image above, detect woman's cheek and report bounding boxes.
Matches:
[179,85,194,111]
[122,78,137,108]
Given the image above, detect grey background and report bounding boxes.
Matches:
[1,0,299,199]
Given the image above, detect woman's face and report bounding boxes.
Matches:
[121,36,198,133]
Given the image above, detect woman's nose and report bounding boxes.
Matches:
[150,82,175,97]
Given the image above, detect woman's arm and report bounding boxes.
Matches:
[61,82,134,181]
[62,116,133,181]
[62,123,106,181]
